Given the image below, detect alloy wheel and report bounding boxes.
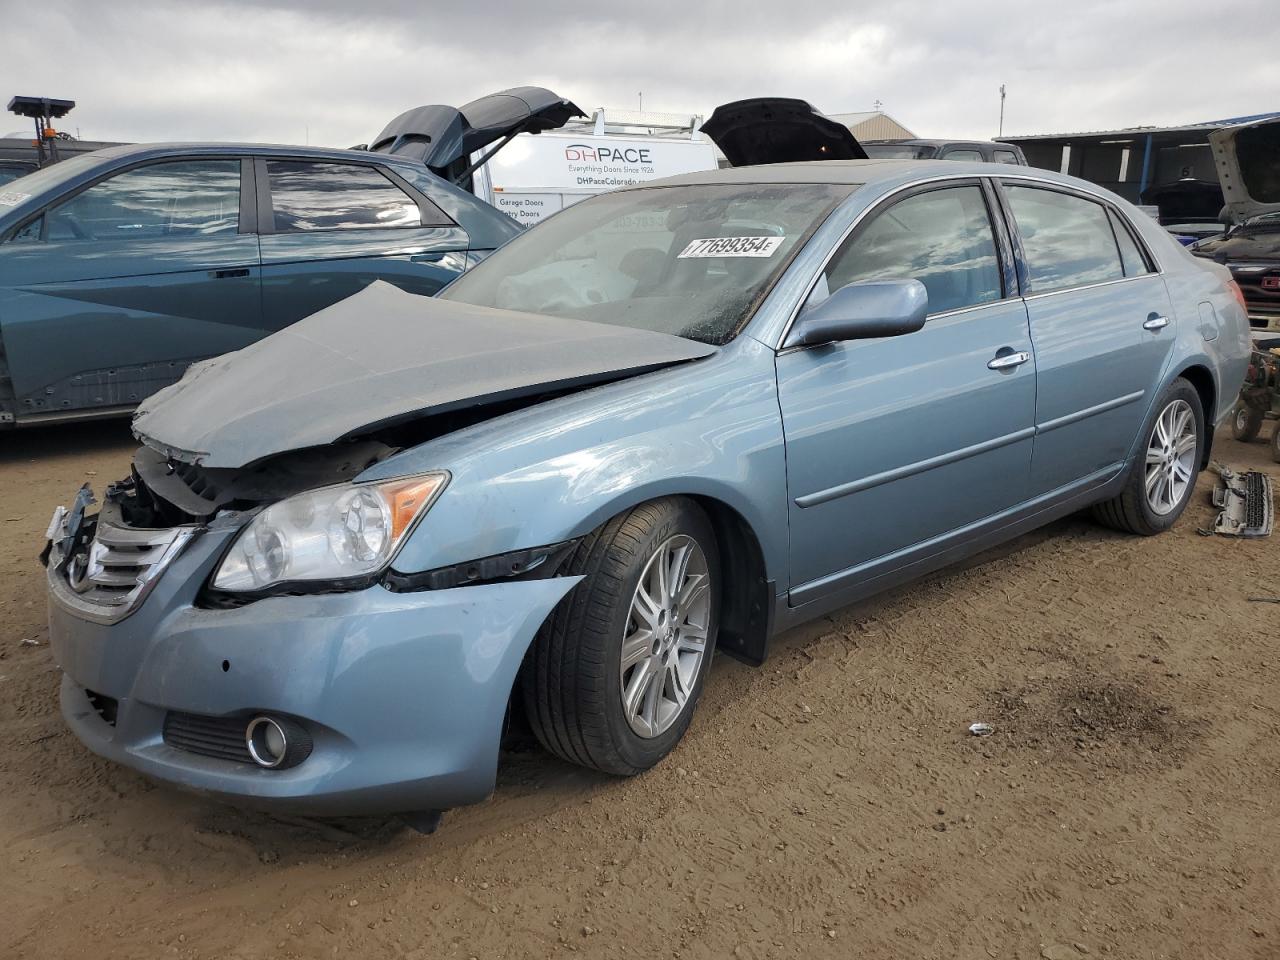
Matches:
[619,534,711,738]
[1144,398,1197,516]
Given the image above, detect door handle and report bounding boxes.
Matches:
[211,267,251,279]
[987,350,1030,371]
[1143,314,1170,332]
[410,252,447,263]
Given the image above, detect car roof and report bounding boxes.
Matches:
[627,158,1076,191]
[74,141,425,171]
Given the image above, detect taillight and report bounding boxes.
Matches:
[1227,279,1249,313]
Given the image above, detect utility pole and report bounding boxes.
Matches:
[638,91,643,113]
[998,84,1007,137]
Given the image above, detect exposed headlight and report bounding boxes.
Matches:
[211,473,448,592]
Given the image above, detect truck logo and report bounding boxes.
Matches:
[564,144,653,165]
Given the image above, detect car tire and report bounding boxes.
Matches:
[1093,378,1205,536]
[1232,403,1264,442]
[521,497,720,776]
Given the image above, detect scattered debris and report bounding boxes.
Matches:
[1246,597,1280,604]
[1210,467,1274,537]
[968,722,994,737]
[19,637,42,647]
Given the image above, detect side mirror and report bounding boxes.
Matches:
[785,278,929,349]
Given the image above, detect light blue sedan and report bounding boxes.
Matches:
[45,159,1250,829]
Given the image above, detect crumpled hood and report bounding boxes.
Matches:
[132,282,716,468]
[1210,116,1280,222]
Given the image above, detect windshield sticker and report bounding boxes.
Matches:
[0,191,31,207]
[677,236,784,259]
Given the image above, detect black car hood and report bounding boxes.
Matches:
[370,86,585,180]
[1210,116,1280,222]
[701,98,868,167]
[132,282,716,469]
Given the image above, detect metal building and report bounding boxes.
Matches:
[998,113,1280,205]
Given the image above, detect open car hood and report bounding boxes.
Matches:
[132,282,716,469]
[369,86,584,180]
[701,98,868,167]
[1210,116,1280,222]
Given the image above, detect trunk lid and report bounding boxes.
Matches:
[369,86,584,182]
[701,98,868,167]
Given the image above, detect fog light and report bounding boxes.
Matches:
[246,716,287,767]
[245,715,312,769]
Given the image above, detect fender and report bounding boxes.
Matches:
[364,336,790,594]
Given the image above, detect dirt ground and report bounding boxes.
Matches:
[1,420,1278,960]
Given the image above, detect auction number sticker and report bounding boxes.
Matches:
[677,236,784,258]
[0,192,30,207]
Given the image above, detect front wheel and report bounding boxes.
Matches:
[522,497,719,776]
[1093,379,1204,535]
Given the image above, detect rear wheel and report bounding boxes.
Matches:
[1233,403,1264,442]
[522,497,719,776]
[1093,379,1204,536]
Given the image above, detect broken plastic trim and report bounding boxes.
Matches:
[383,540,580,592]
[201,540,580,607]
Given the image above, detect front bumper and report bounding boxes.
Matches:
[48,528,578,815]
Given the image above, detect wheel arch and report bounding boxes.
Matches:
[561,489,778,667]
[1171,362,1217,468]
[686,494,775,666]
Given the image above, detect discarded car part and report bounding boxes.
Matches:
[968,722,994,737]
[1211,467,1274,537]
[132,282,717,469]
[701,98,868,166]
[370,86,585,184]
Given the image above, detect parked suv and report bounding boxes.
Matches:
[863,139,1028,165]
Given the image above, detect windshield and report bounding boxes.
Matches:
[0,165,34,187]
[0,153,103,204]
[440,182,852,344]
[862,143,936,160]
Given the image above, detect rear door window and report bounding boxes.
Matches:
[941,148,984,162]
[817,184,1003,315]
[1003,185,1126,293]
[265,161,431,231]
[993,149,1021,165]
[1108,209,1153,277]
[45,160,241,241]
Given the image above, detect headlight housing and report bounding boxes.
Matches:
[211,473,447,593]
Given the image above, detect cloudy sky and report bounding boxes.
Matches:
[4,0,1277,147]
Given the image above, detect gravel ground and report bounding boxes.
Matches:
[1,419,1277,960]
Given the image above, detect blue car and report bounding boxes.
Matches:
[0,141,521,426]
[45,158,1250,827]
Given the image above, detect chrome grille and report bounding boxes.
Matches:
[58,518,197,624]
